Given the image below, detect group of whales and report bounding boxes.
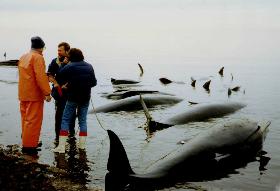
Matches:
[92,65,243,114]
[159,66,241,95]
[90,63,270,191]
[106,65,242,104]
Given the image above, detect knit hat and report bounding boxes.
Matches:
[31,36,45,49]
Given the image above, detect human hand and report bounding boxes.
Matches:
[45,95,52,102]
[48,75,55,83]
[53,82,59,88]
[63,56,69,64]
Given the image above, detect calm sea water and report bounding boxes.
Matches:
[0,1,280,190]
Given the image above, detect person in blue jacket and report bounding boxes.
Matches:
[52,48,97,153]
[48,42,76,142]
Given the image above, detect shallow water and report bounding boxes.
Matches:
[0,60,279,190]
[1,1,280,190]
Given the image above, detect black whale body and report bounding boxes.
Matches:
[89,95,183,113]
[144,102,246,133]
[111,78,140,85]
[102,90,174,100]
[164,102,246,125]
[105,119,270,191]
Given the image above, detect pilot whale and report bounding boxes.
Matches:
[102,90,174,100]
[139,95,246,132]
[89,95,183,113]
[105,119,270,191]
[164,102,246,125]
[111,78,140,85]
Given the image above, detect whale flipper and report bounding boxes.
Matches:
[138,63,144,76]
[139,95,172,134]
[188,101,199,105]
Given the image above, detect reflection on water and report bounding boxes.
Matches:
[105,148,271,191]
[258,153,271,174]
[54,137,91,187]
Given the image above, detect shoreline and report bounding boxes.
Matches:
[0,60,18,67]
[0,144,103,191]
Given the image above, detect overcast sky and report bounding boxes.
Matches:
[1,0,280,11]
[0,0,279,63]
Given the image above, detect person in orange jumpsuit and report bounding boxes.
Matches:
[18,36,52,154]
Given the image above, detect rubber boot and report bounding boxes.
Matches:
[78,136,87,150]
[52,136,67,153]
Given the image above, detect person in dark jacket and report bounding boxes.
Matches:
[52,48,97,153]
[48,42,76,142]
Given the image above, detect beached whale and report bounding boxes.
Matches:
[164,102,246,125]
[139,96,246,132]
[89,95,183,113]
[102,90,174,100]
[111,78,140,85]
[105,118,270,191]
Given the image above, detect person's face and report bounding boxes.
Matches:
[58,46,67,57]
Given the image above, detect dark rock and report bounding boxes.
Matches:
[0,60,19,66]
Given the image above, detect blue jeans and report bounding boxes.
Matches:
[61,101,89,135]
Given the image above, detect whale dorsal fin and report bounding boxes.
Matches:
[107,130,134,175]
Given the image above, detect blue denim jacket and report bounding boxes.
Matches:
[59,61,97,103]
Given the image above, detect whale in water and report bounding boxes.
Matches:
[111,78,140,85]
[89,95,183,113]
[102,90,174,100]
[105,119,270,191]
[138,95,246,133]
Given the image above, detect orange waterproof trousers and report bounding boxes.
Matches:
[20,101,44,148]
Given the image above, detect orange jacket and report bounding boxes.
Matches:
[18,50,51,101]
